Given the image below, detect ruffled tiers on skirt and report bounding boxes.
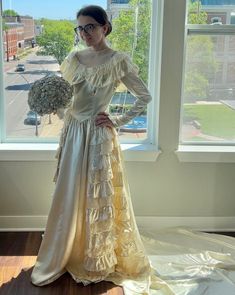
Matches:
[83,121,151,281]
[52,110,152,285]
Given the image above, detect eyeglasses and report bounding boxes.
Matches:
[74,23,103,35]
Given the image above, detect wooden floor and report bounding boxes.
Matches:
[0,232,124,295]
[1,231,235,295]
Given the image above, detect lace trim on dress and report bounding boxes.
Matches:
[60,50,139,88]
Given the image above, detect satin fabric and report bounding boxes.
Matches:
[31,113,152,290]
[31,49,153,289]
[30,49,235,294]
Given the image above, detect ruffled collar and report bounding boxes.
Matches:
[74,50,119,71]
[60,49,139,88]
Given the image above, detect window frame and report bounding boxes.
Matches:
[176,5,235,162]
[0,1,163,161]
[180,24,235,146]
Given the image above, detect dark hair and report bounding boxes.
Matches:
[76,5,112,36]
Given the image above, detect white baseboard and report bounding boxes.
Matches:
[0,215,48,231]
[0,215,235,232]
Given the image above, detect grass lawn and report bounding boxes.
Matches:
[184,104,235,139]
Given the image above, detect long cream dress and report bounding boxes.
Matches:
[31,48,235,295]
[31,48,153,291]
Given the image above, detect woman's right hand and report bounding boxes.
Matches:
[95,112,114,129]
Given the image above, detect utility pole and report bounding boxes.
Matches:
[5,30,9,62]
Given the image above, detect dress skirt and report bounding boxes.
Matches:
[31,111,152,292]
[31,111,235,295]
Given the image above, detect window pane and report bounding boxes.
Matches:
[2,9,74,140]
[181,33,235,143]
[107,0,152,141]
[2,0,152,143]
[181,1,235,143]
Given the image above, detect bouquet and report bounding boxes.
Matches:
[28,75,73,116]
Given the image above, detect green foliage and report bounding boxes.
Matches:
[108,10,134,52]
[187,0,208,24]
[3,10,18,31]
[36,19,74,65]
[108,0,217,101]
[108,0,151,84]
[184,1,218,101]
[3,9,18,16]
[185,70,209,99]
[184,104,235,139]
[2,19,10,31]
[185,35,218,100]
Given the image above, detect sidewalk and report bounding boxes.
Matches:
[39,114,64,138]
[4,47,39,73]
[4,59,19,73]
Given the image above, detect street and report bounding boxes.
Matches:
[4,48,63,138]
[3,49,146,140]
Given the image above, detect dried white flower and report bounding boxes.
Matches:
[28,75,73,116]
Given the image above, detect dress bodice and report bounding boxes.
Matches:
[60,48,152,127]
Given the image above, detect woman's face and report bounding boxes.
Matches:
[77,15,108,47]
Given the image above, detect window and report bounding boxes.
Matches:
[0,1,161,149]
[180,0,235,144]
[107,0,152,143]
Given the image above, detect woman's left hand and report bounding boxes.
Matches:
[95,112,114,128]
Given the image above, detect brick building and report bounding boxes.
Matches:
[3,15,35,61]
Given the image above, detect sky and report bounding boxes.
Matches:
[2,0,107,20]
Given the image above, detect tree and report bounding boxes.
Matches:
[188,0,207,24]
[2,19,10,31]
[36,19,74,65]
[3,9,18,16]
[2,10,18,30]
[109,0,217,101]
[108,0,151,84]
[184,0,218,101]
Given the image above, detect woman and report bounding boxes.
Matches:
[31,4,154,293]
[31,5,235,295]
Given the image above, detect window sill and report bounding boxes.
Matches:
[0,143,161,162]
[176,145,235,163]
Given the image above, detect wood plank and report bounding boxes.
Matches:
[0,232,124,295]
[2,230,234,294]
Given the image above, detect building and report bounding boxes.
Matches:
[3,26,18,62]
[4,15,35,47]
[3,15,36,61]
[3,23,24,61]
[107,0,130,21]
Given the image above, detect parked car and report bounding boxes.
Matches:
[15,64,25,72]
[24,111,41,125]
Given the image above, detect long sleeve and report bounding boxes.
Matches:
[109,69,152,128]
[60,50,79,85]
[56,51,78,120]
